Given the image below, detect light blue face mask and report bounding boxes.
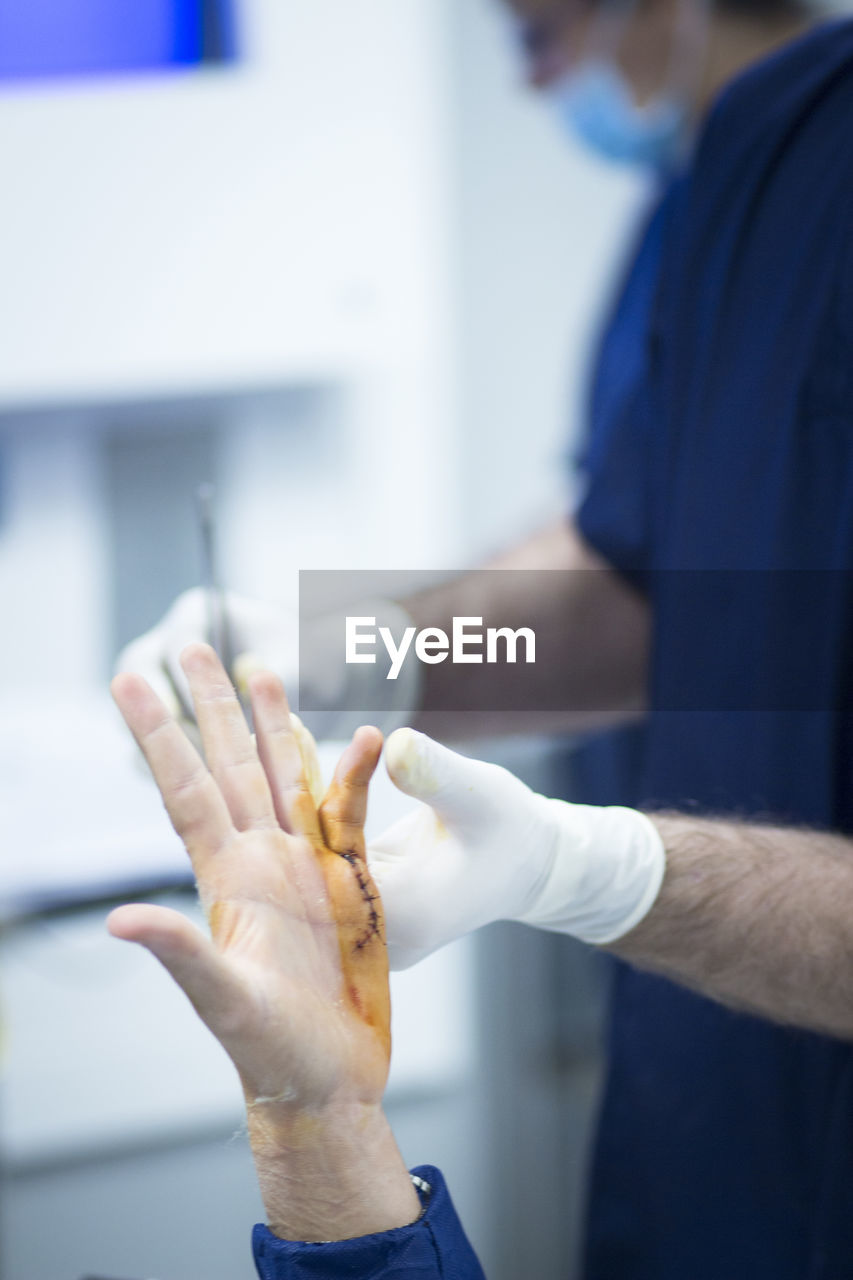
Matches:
[551,59,689,170]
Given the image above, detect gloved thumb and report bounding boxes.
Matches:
[384,727,509,827]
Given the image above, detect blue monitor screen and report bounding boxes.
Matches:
[0,0,236,83]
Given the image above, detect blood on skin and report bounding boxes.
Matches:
[347,982,365,1019]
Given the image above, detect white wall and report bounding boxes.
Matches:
[447,0,646,559]
[0,422,109,692]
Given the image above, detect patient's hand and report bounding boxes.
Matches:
[110,644,419,1240]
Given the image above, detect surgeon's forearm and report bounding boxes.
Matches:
[406,520,650,740]
[612,815,853,1039]
[247,1100,421,1242]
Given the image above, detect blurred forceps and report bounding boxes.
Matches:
[197,482,253,725]
[160,484,250,729]
[196,482,235,674]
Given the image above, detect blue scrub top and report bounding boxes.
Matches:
[252,1166,485,1280]
[576,19,853,1279]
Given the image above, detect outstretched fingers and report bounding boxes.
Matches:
[319,726,384,858]
[180,644,278,834]
[248,670,323,845]
[111,671,234,875]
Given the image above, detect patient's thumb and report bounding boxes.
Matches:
[107,903,237,1030]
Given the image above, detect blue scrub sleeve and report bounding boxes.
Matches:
[252,1165,487,1280]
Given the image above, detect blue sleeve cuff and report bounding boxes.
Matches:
[252,1165,486,1280]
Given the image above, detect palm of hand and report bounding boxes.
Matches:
[205,827,389,1109]
[110,645,390,1114]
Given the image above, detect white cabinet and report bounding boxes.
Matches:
[0,0,452,402]
[0,0,461,697]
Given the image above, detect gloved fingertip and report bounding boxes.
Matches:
[385,727,441,798]
[232,650,266,697]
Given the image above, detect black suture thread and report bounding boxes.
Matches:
[337,849,381,952]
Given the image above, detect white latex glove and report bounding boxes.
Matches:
[115,589,294,721]
[114,587,421,740]
[369,729,666,969]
